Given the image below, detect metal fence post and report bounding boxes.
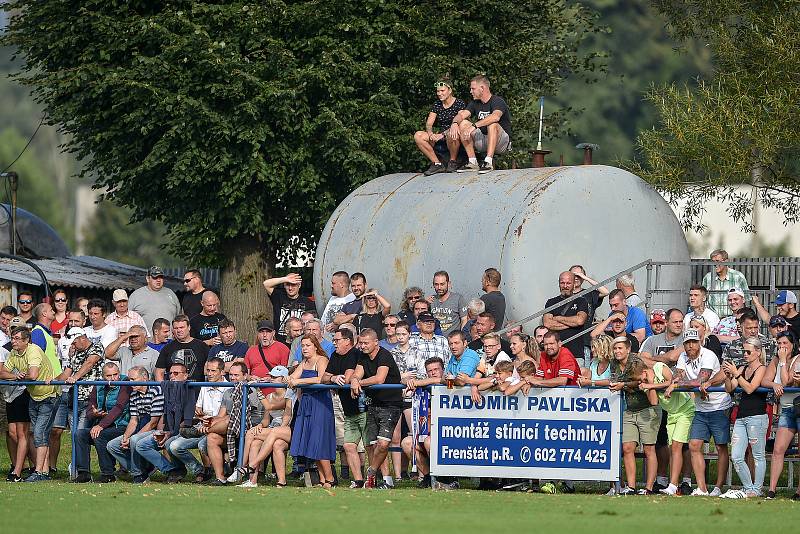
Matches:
[645,260,653,311]
[237,383,248,468]
[70,384,79,478]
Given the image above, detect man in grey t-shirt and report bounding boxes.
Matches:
[428,271,468,335]
[105,326,159,376]
[128,266,181,340]
[640,308,685,366]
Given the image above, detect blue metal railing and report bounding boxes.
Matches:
[2,379,799,479]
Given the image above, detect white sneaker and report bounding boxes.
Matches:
[709,487,722,497]
[618,486,636,495]
[605,487,617,496]
[226,469,242,484]
[720,489,747,499]
[238,480,257,488]
[660,483,678,495]
[691,488,709,496]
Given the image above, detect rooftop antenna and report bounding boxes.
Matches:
[536,97,544,151]
[531,97,551,167]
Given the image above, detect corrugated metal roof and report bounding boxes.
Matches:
[0,256,184,291]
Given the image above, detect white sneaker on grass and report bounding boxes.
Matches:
[709,487,722,497]
[660,483,678,495]
[691,488,709,496]
[720,489,747,499]
[238,480,257,488]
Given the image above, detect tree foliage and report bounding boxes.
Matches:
[2,0,603,268]
[83,201,179,268]
[548,0,711,163]
[628,0,800,232]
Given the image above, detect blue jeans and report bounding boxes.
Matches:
[134,434,182,475]
[29,396,58,447]
[731,413,768,494]
[52,392,88,430]
[166,435,204,475]
[74,426,125,475]
[107,430,156,476]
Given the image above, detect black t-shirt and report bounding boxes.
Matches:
[358,348,403,407]
[787,314,800,344]
[327,347,363,416]
[544,294,589,359]
[466,94,512,137]
[431,98,467,131]
[182,290,208,320]
[269,286,316,343]
[704,335,723,363]
[481,291,506,329]
[354,312,383,336]
[582,289,605,347]
[190,312,228,341]
[156,338,210,381]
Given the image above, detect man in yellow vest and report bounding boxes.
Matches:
[0,326,59,482]
[31,303,62,376]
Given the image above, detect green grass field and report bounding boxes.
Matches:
[1,434,799,533]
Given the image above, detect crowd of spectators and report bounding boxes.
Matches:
[1,251,800,500]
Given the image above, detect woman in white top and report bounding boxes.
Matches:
[763,331,800,499]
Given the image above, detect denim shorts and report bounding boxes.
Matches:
[689,409,731,445]
[778,407,800,432]
[52,393,88,430]
[29,396,59,447]
[365,405,402,445]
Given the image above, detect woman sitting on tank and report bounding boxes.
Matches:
[413,79,467,176]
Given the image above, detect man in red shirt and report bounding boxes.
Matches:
[244,320,289,394]
[527,331,579,387]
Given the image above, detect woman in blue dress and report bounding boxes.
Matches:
[288,334,336,487]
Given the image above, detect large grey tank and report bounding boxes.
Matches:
[313,165,689,325]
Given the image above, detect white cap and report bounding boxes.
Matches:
[112,289,128,302]
[67,327,88,339]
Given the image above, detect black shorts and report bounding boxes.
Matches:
[6,390,31,423]
[656,409,668,447]
[400,408,410,440]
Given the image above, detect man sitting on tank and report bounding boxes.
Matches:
[413,79,467,176]
[449,75,512,175]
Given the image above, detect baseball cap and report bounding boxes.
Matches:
[683,328,701,342]
[9,316,26,328]
[257,320,275,332]
[417,312,435,323]
[769,315,789,328]
[650,309,666,323]
[112,289,128,302]
[775,290,798,305]
[611,336,629,345]
[66,326,88,339]
[728,287,745,298]
[269,365,289,378]
[147,265,164,278]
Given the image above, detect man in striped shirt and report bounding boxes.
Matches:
[106,366,164,483]
[409,312,450,366]
[105,289,148,343]
[702,249,750,318]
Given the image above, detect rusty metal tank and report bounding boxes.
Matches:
[313,165,690,324]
